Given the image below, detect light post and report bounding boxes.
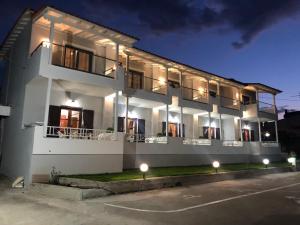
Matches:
[139,163,149,180]
[263,158,270,168]
[212,161,220,173]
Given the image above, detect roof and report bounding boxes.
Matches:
[0,6,282,94]
[244,83,282,95]
[0,9,33,59]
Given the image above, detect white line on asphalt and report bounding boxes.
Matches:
[104,182,300,213]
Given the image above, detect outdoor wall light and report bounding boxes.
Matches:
[158,77,166,85]
[212,161,220,173]
[265,132,270,137]
[263,158,270,168]
[42,38,50,48]
[139,163,149,180]
[287,157,296,167]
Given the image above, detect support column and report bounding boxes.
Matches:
[274,120,279,143]
[125,96,129,133]
[219,114,223,140]
[165,67,169,95]
[239,117,243,142]
[166,104,169,137]
[272,94,276,113]
[115,43,119,79]
[114,91,119,136]
[208,112,212,140]
[258,118,262,142]
[217,82,221,105]
[180,106,183,138]
[48,20,55,64]
[43,78,52,137]
[206,79,210,104]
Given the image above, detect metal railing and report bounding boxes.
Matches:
[220,96,240,110]
[182,86,208,103]
[183,138,211,146]
[126,134,168,144]
[258,101,275,114]
[261,142,279,147]
[50,42,117,78]
[223,140,243,147]
[126,72,167,95]
[46,126,120,141]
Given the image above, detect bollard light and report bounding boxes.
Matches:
[212,161,220,173]
[287,157,296,167]
[263,158,270,168]
[139,163,149,180]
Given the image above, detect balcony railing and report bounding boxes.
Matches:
[46,126,120,141]
[183,138,211,146]
[50,43,117,78]
[258,101,275,114]
[223,140,243,147]
[182,86,208,103]
[126,72,167,95]
[127,134,167,144]
[220,96,240,110]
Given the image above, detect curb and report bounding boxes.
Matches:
[38,167,294,200]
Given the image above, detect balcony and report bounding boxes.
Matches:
[258,101,276,114]
[220,96,240,110]
[182,86,208,104]
[126,72,167,95]
[51,43,117,79]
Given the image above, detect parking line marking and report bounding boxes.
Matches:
[104,182,300,213]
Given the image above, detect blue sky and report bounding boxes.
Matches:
[1,0,300,116]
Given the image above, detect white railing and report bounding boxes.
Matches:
[223,140,243,147]
[46,126,120,141]
[126,134,167,144]
[262,142,279,147]
[183,138,211,146]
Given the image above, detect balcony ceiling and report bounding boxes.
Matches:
[33,6,138,46]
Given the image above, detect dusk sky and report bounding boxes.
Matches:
[1,0,300,117]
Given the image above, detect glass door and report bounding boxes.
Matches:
[64,45,92,73]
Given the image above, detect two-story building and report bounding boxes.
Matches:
[0,7,283,185]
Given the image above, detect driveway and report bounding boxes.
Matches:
[0,172,300,225]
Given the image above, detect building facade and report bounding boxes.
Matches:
[0,7,282,185]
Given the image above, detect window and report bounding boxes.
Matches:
[59,107,82,129]
[64,45,93,73]
[128,70,144,89]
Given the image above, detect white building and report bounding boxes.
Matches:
[0,7,282,185]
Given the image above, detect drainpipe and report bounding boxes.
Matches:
[166,104,169,139]
[258,118,262,142]
[115,43,119,79]
[43,78,52,137]
[208,111,212,140]
[114,91,119,136]
[240,117,243,142]
[48,19,55,64]
[219,114,223,140]
[274,120,279,143]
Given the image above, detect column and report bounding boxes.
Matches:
[125,96,129,133]
[219,114,223,140]
[206,79,210,104]
[166,104,169,137]
[48,20,55,64]
[114,91,119,136]
[43,78,52,137]
[239,117,243,142]
[126,54,130,71]
[258,118,262,142]
[273,94,276,113]
[217,81,221,105]
[165,67,169,95]
[208,111,212,139]
[115,43,119,79]
[180,106,183,138]
[274,120,279,143]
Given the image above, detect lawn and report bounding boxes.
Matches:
[63,162,290,182]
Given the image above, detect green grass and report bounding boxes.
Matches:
[62,162,290,182]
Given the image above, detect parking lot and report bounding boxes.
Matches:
[1,172,300,225]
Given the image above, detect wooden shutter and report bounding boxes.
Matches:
[118,117,124,132]
[83,110,94,129]
[48,105,60,126]
[138,119,145,134]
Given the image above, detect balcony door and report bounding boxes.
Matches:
[59,107,82,129]
[64,45,93,73]
[128,70,144,89]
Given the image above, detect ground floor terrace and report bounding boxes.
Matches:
[19,78,282,183]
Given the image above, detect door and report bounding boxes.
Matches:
[59,107,82,137]
[128,70,144,89]
[242,95,250,105]
[64,45,92,73]
[162,122,184,137]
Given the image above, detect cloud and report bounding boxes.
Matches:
[84,0,300,48]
